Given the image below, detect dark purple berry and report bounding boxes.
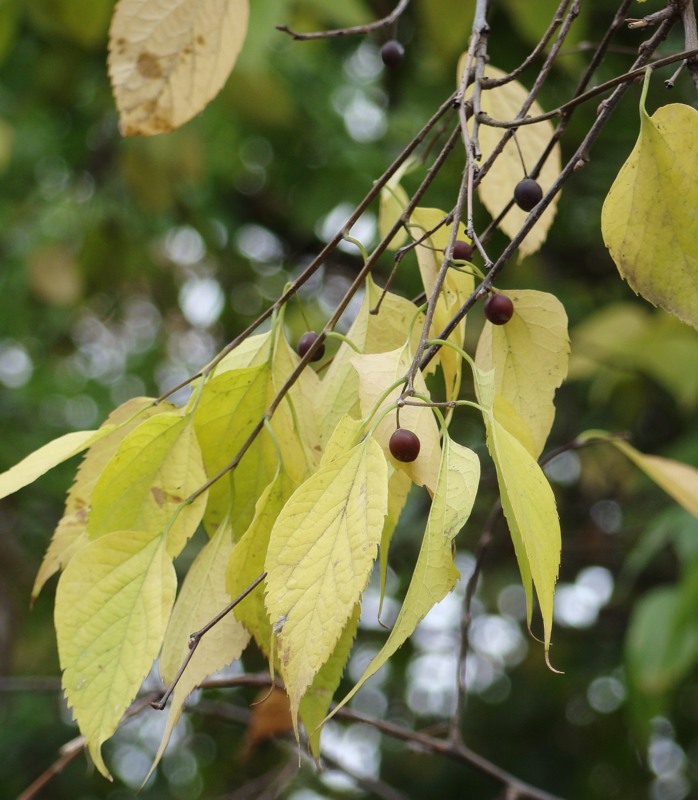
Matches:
[513,178,543,212]
[389,428,421,463]
[484,293,514,325]
[452,240,473,262]
[381,40,405,68]
[297,331,325,362]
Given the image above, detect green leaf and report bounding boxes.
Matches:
[33,398,171,601]
[55,531,176,777]
[601,72,698,329]
[0,427,115,502]
[264,436,388,734]
[87,413,207,557]
[476,289,569,458]
[328,433,480,718]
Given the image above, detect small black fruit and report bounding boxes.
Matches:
[297,331,325,362]
[484,293,514,325]
[452,240,473,262]
[381,39,405,68]
[389,428,421,463]
[513,178,543,212]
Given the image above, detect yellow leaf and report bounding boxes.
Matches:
[378,468,412,612]
[601,74,698,329]
[378,160,412,250]
[55,531,176,777]
[316,275,423,444]
[108,0,250,136]
[194,365,269,532]
[463,64,561,259]
[213,331,272,374]
[410,207,474,401]
[328,434,480,718]
[475,289,569,457]
[264,436,388,734]
[579,431,698,518]
[33,398,169,601]
[0,427,114,502]
[474,365,560,652]
[351,345,442,491]
[87,413,207,556]
[148,516,250,781]
[227,471,296,653]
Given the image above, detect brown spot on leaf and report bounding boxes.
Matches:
[151,486,167,506]
[136,51,163,80]
[196,35,205,46]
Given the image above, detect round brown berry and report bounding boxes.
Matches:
[297,331,325,362]
[484,293,514,325]
[452,240,473,262]
[381,40,405,68]
[514,178,543,212]
[389,428,421,462]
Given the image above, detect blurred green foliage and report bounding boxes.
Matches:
[2,1,698,798]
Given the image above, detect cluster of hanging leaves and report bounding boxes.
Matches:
[3,0,698,783]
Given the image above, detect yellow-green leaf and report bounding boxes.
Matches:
[378,160,412,250]
[351,345,442,491]
[149,516,250,780]
[0,427,114,502]
[475,364,560,652]
[33,398,169,601]
[463,64,561,259]
[108,0,250,136]
[329,434,480,718]
[87,413,207,556]
[475,289,569,457]
[55,531,176,777]
[410,207,474,401]
[316,275,423,444]
[601,73,698,329]
[264,436,388,733]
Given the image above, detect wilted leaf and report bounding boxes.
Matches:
[55,531,176,777]
[108,0,250,136]
[265,436,388,733]
[87,413,207,556]
[463,64,561,259]
[601,73,698,329]
[329,434,480,717]
[476,289,569,457]
[240,687,293,759]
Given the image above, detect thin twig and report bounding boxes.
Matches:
[276,0,411,41]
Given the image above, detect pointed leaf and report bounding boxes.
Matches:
[475,289,569,457]
[55,531,176,777]
[329,435,480,716]
[149,517,250,779]
[602,74,698,329]
[87,413,207,556]
[378,160,412,250]
[463,64,561,258]
[265,436,388,732]
[108,0,250,136]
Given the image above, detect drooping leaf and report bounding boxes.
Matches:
[33,398,169,600]
[410,207,474,402]
[264,436,388,733]
[0,427,115,502]
[316,275,423,444]
[148,516,250,780]
[579,430,698,517]
[378,468,413,614]
[108,0,250,136]
[601,72,698,329]
[227,470,296,653]
[378,159,412,250]
[328,434,480,717]
[475,289,569,457]
[351,345,442,491]
[55,531,176,777]
[87,413,207,557]
[475,366,560,653]
[463,64,562,258]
